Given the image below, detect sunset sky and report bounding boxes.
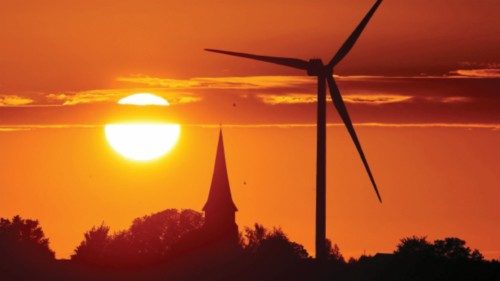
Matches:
[0,0,499,259]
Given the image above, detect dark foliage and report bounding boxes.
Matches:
[395,236,485,261]
[1,213,499,281]
[326,238,345,264]
[72,209,204,267]
[244,223,309,260]
[0,216,55,281]
[242,224,311,281]
[341,236,498,281]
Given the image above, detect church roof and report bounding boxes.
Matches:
[203,129,238,212]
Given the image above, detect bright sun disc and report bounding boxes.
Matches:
[106,93,180,161]
[105,123,180,161]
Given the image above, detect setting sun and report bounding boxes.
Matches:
[105,123,180,161]
[105,93,180,161]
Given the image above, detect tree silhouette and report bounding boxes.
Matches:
[0,216,55,281]
[0,216,55,262]
[325,238,345,264]
[71,224,110,265]
[71,209,204,267]
[2,213,498,281]
[434,237,483,261]
[394,236,434,258]
[241,224,310,281]
[394,236,486,263]
[244,223,268,253]
[470,249,485,262]
[244,224,309,260]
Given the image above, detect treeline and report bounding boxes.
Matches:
[0,210,499,281]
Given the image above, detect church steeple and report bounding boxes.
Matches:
[201,129,239,251]
[203,129,238,213]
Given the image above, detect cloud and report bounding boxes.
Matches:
[35,70,495,108]
[257,93,317,105]
[448,68,500,78]
[117,75,314,90]
[0,95,34,106]
[46,89,201,106]
[117,72,500,93]
[46,90,120,105]
[0,127,31,132]
[258,93,413,105]
[190,123,500,130]
[259,93,478,106]
[196,76,313,89]
[342,94,413,104]
[459,61,500,69]
[170,95,202,104]
[115,76,200,89]
[1,123,498,132]
[0,124,98,132]
[423,96,473,103]
[347,123,500,130]
[440,96,472,103]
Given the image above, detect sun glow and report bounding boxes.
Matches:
[105,93,180,161]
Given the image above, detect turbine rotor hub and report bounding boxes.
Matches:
[307,59,325,76]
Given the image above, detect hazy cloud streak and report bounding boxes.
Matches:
[45,89,201,106]
[449,68,500,78]
[0,95,34,106]
[1,123,499,132]
[258,93,413,105]
[117,75,314,90]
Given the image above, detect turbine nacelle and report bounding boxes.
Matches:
[306,59,325,76]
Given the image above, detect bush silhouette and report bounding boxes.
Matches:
[72,209,204,267]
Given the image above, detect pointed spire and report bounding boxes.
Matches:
[203,129,238,212]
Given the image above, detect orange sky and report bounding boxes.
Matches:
[0,0,499,259]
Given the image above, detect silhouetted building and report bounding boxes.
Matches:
[202,129,239,248]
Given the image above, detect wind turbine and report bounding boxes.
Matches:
[205,0,383,261]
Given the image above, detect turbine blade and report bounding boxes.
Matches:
[327,0,383,68]
[327,76,382,202]
[205,48,309,70]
